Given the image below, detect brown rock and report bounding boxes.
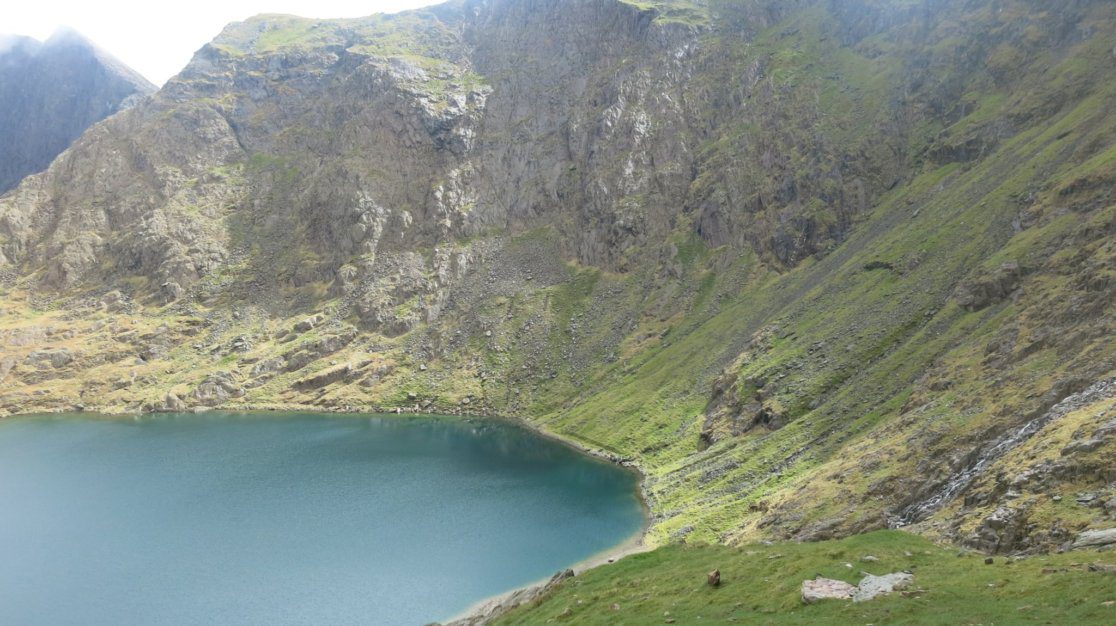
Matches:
[707,569,721,587]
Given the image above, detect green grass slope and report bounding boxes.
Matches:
[494,530,1116,625]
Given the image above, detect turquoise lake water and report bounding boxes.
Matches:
[0,413,644,625]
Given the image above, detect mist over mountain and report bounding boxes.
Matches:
[0,28,155,193]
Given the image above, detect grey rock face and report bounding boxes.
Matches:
[0,0,894,294]
[1072,528,1116,549]
[0,30,155,193]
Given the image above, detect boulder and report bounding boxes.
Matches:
[100,290,129,312]
[801,577,856,603]
[853,572,913,602]
[0,357,16,382]
[163,393,187,412]
[293,315,324,333]
[251,357,284,377]
[1072,528,1116,549]
[25,348,73,369]
[192,371,244,406]
[707,569,721,587]
[802,572,915,604]
[954,262,1021,311]
[1061,439,1104,455]
[161,281,185,303]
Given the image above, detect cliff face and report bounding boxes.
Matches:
[0,0,1114,555]
[0,0,888,292]
[0,30,155,194]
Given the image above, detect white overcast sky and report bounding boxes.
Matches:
[3,1,440,86]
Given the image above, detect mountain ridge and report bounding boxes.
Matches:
[0,0,1113,568]
[0,28,156,193]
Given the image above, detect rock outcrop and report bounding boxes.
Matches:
[1072,528,1116,550]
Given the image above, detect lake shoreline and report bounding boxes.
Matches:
[7,401,655,625]
[443,524,651,626]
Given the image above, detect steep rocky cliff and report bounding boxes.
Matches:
[0,29,155,193]
[0,0,1114,562]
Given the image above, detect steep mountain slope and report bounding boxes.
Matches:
[0,29,156,193]
[0,0,1113,574]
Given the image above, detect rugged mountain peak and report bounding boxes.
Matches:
[0,28,156,193]
[0,0,1113,560]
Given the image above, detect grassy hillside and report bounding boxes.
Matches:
[494,530,1116,624]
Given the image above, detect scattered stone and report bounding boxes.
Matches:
[861,556,879,562]
[853,572,914,602]
[801,577,856,603]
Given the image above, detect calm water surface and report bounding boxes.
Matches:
[0,413,644,625]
